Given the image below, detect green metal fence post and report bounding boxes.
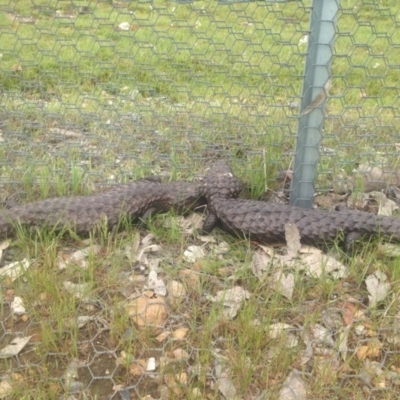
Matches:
[290,0,339,208]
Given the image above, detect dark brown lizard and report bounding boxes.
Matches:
[0,178,206,238]
[202,160,400,248]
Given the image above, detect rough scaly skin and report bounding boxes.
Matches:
[0,179,206,238]
[203,160,400,247]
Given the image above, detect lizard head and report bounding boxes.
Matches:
[204,160,243,201]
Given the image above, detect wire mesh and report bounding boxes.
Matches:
[0,0,310,200]
[1,0,400,399]
[0,2,398,195]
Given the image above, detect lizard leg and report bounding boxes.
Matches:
[201,213,219,234]
[344,231,363,254]
[140,207,159,224]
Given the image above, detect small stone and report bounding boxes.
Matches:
[21,315,29,322]
[172,348,190,361]
[129,359,147,376]
[127,296,168,327]
[172,327,189,339]
[118,22,130,30]
[146,357,156,371]
[11,297,26,315]
[167,281,186,304]
[155,331,171,343]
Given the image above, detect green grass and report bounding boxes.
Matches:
[1,0,400,398]
[0,0,398,197]
[3,218,400,398]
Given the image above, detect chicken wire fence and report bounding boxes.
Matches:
[1,0,400,399]
[0,0,397,202]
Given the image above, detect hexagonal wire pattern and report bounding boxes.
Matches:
[1,0,400,399]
